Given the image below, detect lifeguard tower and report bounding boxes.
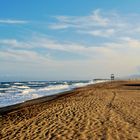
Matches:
[111,74,115,80]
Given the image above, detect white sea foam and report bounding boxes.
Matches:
[28,81,45,85]
[38,84,70,92]
[21,89,36,95]
[11,85,30,89]
[72,80,94,88]
[17,86,30,89]
[0,80,107,107]
[0,92,4,95]
[3,83,10,86]
[31,93,40,98]
[14,82,23,85]
[0,88,9,90]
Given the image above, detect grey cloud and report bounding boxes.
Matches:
[0,19,28,24]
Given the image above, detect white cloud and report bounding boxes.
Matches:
[48,23,69,29]
[1,9,140,79]
[49,9,109,30]
[90,9,109,26]
[0,49,50,64]
[0,19,28,24]
[48,9,140,39]
[120,37,140,48]
[1,35,140,61]
[0,39,18,46]
[0,39,31,49]
[79,29,115,37]
[0,35,140,79]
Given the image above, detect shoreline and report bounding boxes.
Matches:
[1,80,140,139]
[0,80,98,111]
[0,81,108,114]
[0,89,75,115]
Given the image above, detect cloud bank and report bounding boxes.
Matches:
[0,9,140,80]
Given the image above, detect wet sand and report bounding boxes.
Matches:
[0,80,140,140]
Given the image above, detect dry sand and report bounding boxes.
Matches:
[0,80,140,140]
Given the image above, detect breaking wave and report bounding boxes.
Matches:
[0,80,107,107]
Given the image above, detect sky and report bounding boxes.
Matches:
[0,0,140,81]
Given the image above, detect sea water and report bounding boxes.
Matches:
[0,80,98,107]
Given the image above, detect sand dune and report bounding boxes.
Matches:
[0,81,140,140]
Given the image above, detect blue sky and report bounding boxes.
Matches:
[0,0,140,81]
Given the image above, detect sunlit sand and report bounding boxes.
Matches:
[0,80,140,139]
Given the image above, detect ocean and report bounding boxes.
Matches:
[0,80,100,107]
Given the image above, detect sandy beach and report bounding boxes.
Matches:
[0,80,140,140]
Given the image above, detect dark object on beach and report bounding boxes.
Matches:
[111,74,115,80]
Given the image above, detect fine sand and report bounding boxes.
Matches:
[0,80,140,140]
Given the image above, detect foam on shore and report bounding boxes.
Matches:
[0,80,107,107]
